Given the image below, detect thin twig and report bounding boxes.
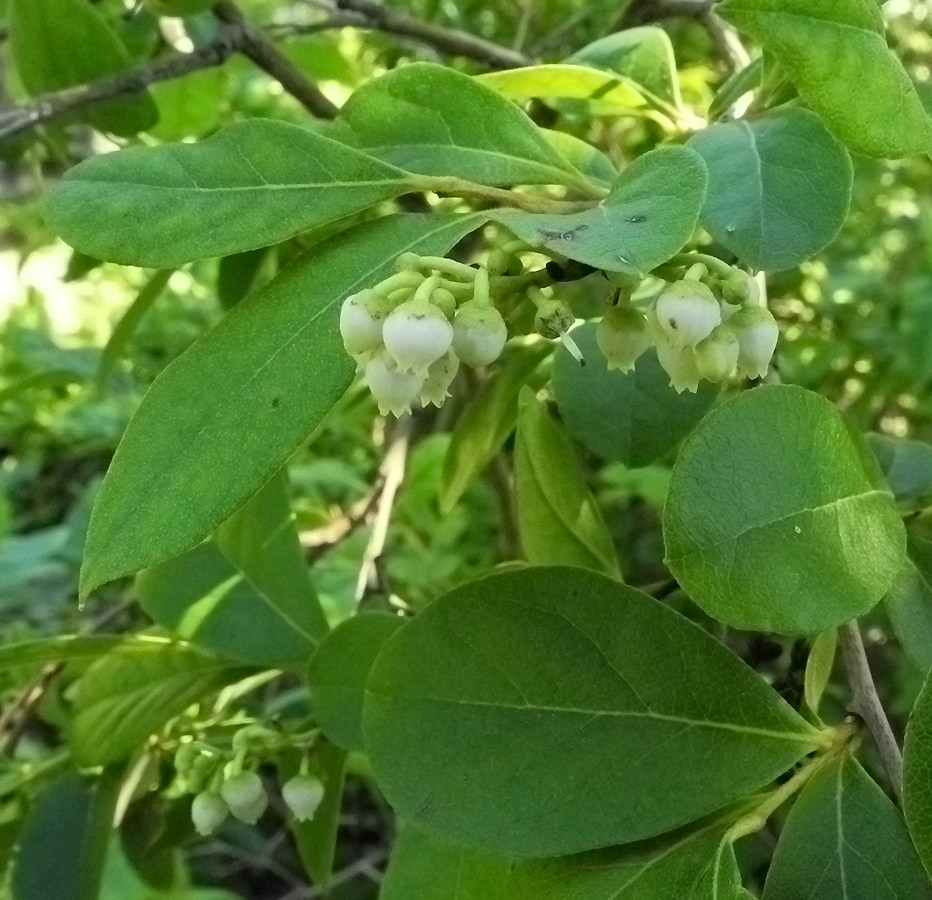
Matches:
[839,620,903,796]
[699,9,750,74]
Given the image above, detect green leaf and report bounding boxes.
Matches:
[69,641,250,766]
[886,518,932,672]
[364,566,823,857]
[514,389,620,577]
[868,432,932,505]
[566,26,682,110]
[552,324,718,466]
[382,826,512,900]
[440,344,550,514]
[803,629,837,715]
[148,67,226,141]
[0,634,147,670]
[664,385,906,633]
[12,771,121,900]
[905,670,932,879]
[542,129,618,188]
[489,146,707,273]
[308,611,403,751]
[718,0,932,158]
[9,0,157,135]
[763,755,931,899]
[44,120,416,267]
[687,108,852,270]
[215,471,328,642]
[80,213,481,596]
[341,62,591,190]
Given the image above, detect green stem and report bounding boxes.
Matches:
[415,175,603,212]
[668,252,736,280]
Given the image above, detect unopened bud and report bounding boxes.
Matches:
[282,775,326,823]
[452,301,508,368]
[596,306,650,373]
[720,269,760,307]
[339,291,388,356]
[654,280,721,349]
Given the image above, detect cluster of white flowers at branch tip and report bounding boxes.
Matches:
[596,263,779,393]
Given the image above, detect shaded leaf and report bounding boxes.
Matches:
[868,432,932,505]
[905,669,932,879]
[886,517,932,672]
[803,629,837,716]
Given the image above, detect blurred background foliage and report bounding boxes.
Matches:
[0,0,931,897]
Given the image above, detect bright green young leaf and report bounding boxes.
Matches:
[364,566,823,857]
[868,432,932,505]
[440,343,549,514]
[490,146,708,274]
[69,641,251,766]
[148,67,226,141]
[80,214,482,596]
[340,62,593,191]
[718,0,932,158]
[382,826,512,900]
[886,517,932,672]
[514,389,620,577]
[552,324,718,466]
[566,26,682,110]
[905,670,932,878]
[542,129,618,188]
[43,120,416,267]
[687,108,852,270]
[664,385,906,633]
[9,0,157,135]
[308,611,403,751]
[763,755,931,899]
[708,57,763,122]
[12,771,120,900]
[803,629,837,716]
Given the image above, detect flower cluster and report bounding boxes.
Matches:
[340,253,508,417]
[596,266,779,392]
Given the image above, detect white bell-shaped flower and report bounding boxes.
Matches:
[191,791,228,836]
[654,280,721,349]
[221,771,266,824]
[339,290,388,356]
[419,350,460,408]
[655,339,702,394]
[452,300,507,368]
[365,349,425,417]
[382,297,454,375]
[694,324,739,383]
[596,306,650,373]
[731,306,779,379]
[282,775,326,823]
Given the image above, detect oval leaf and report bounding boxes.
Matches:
[490,145,708,273]
[868,432,932,505]
[688,108,852,271]
[44,120,416,267]
[718,0,932,159]
[552,323,718,466]
[80,214,481,596]
[514,389,619,577]
[763,755,930,899]
[364,566,823,857]
[664,385,905,633]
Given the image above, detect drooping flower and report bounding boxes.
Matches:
[365,349,425,417]
[654,280,721,349]
[452,300,507,368]
[731,306,779,379]
[419,350,460,408]
[339,290,388,356]
[282,775,326,823]
[382,298,454,376]
[694,324,739,383]
[191,791,228,836]
[596,306,651,373]
[655,339,702,394]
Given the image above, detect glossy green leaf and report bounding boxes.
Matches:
[12,771,120,900]
[664,385,905,633]
[803,629,837,715]
[868,432,932,505]
[490,146,707,273]
[514,389,619,577]
[341,62,591,190]
[886,517,932,672]
[905,670,932,879]
[552,324,718,466]
[439,343,549,514]
[567,26,682,110]
[764,755,930,899]
[69,641,250,766]
[364,566,823,857]
[688,108,852,270]
[148,67,226,141]
[80,214,481,596]
[9,0,157,135]
[718,0,932,158]
[382,826,512,900]
[308,611,403,751]
[44,120,416,267]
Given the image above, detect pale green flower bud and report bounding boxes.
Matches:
[596,306,650,373]
[731,306,779,379]
[432,287,457,320]
[382,298,454,375]
[282,775,325,823]
[452,300,507,368]
[694,324,739,383]
[365,349,425,417]
[221,771,266,823]
[339,290,388,356]
[191,791,228,836]
[419,350,459,408]
[655,340,702,394]
[720,269,760,307]
[654,280,721,349]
